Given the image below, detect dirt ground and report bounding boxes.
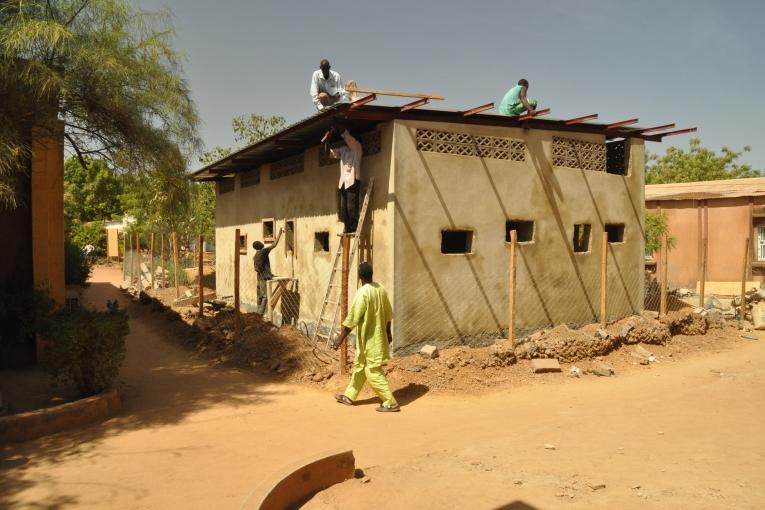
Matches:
[1,266,764,509]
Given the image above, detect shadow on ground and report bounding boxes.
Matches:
[352,382,429,407]
[0,276,287,509]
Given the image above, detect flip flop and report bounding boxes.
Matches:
[335,394,353,406]
[375,404,401,413]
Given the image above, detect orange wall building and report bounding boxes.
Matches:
[646,178,765,294]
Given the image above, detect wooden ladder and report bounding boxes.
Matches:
[312,177,375,345]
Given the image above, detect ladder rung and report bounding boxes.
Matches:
[325,300,338,306]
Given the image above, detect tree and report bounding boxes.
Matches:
[646,138,760,184]
[0,0,200,209]
[187,114,287,240]
[645,211,676,256]
[64,156,123,225]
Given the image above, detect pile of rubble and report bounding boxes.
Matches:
[512,309,711,364]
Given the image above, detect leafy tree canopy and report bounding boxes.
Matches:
[64,156,123,225]
[0,0,200,208]
[646,138,760,184]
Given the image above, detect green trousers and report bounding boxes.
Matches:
[343,361,398,408]
[503,98,538,116]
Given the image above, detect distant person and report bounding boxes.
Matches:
[333,262,400,413]
[499,78,538,116]
[310,59,349,111]
[323,126,363,234]
[253,227,283,315]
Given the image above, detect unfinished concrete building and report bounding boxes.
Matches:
[193,102,687,349]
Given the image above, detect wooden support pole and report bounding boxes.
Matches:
[122,232,127,279]
[601,231,608,327]
[198,234,204,317]
[234,229,241,341]
[160,234,166,288]
[340,235,350,375]
[509,230,517,346]
[660,233,668,317]
[740,237,750,328]
[172,232,180,299]
[700,202,708,307]
[697,202,703,307]
[149,233,155,290]
[127,232,133,281]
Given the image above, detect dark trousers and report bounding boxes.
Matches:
[339,180,360,233]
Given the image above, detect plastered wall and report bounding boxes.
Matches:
[392,119,645,347]
[214,123,395,324]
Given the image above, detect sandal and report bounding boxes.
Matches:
[335,394,353,406]
[375,404,401,413]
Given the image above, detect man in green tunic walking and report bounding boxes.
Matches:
[333,262,400,412]
[499,78,538,116]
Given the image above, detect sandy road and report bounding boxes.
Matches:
[1,266,764,509]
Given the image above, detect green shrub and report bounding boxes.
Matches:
[65,238,92,286]
[41,301,129,397]
[69,220,106,256]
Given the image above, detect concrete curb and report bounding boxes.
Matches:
[244,448,355,509]
[0,388,121,444]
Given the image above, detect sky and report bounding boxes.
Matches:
[137,0,765,170]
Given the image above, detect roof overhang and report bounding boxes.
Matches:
[192,103,685,182]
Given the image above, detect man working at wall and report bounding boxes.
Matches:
[310,59,349,111]
[253,227,283,315]
[333,262,400,412]
[324,126,363,234]
[499,78,538,116]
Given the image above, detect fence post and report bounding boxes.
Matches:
[172,232,180,299]
[740,237,750,328]
[234,228,241,341]
[340,234,350,375]
[149,233,155,290]
[198,234,204,317]
[601,231,608,327]
[122,232,127,280]
[128,232,133,282]
[159,233,165,288]
[660,233,668,317]
[508,229,517,346]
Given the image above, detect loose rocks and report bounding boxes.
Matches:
[420,344,439,359]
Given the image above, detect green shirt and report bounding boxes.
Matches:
[499,85,523,114]
[342,282,393,367]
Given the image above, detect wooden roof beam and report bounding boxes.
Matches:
[637,123,675,134]
[400,97,429,112]
[518,108,551,121]
[656,127,698,138]
[463,102,494,116]
[346,86,445,100]
[564,113,598,125]
[349,94,376,110]
[606,118,638,129]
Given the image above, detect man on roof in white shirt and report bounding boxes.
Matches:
[310,59,349,111]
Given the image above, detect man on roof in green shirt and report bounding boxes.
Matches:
[499,78,538,116]
[333,262,400,412]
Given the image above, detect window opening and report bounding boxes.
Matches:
[239,234,247,255]
[263,219,274,241]
[606,140,628,175]
[314,231,330,252]
[605,223,625,243]
[286,220,295,254]
[758,225,765,261]
[441,230,474,254]
[573,224,591,253]
[505,220,534,243]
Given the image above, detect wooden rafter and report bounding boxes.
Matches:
[565,114,598,125]
[400,97,429,112]
[518,108,551,121]
[463,102,494,116]
[655,127,698,138]
[349,94,377,110]
[637,123,675,134]
[606,118,638,129]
